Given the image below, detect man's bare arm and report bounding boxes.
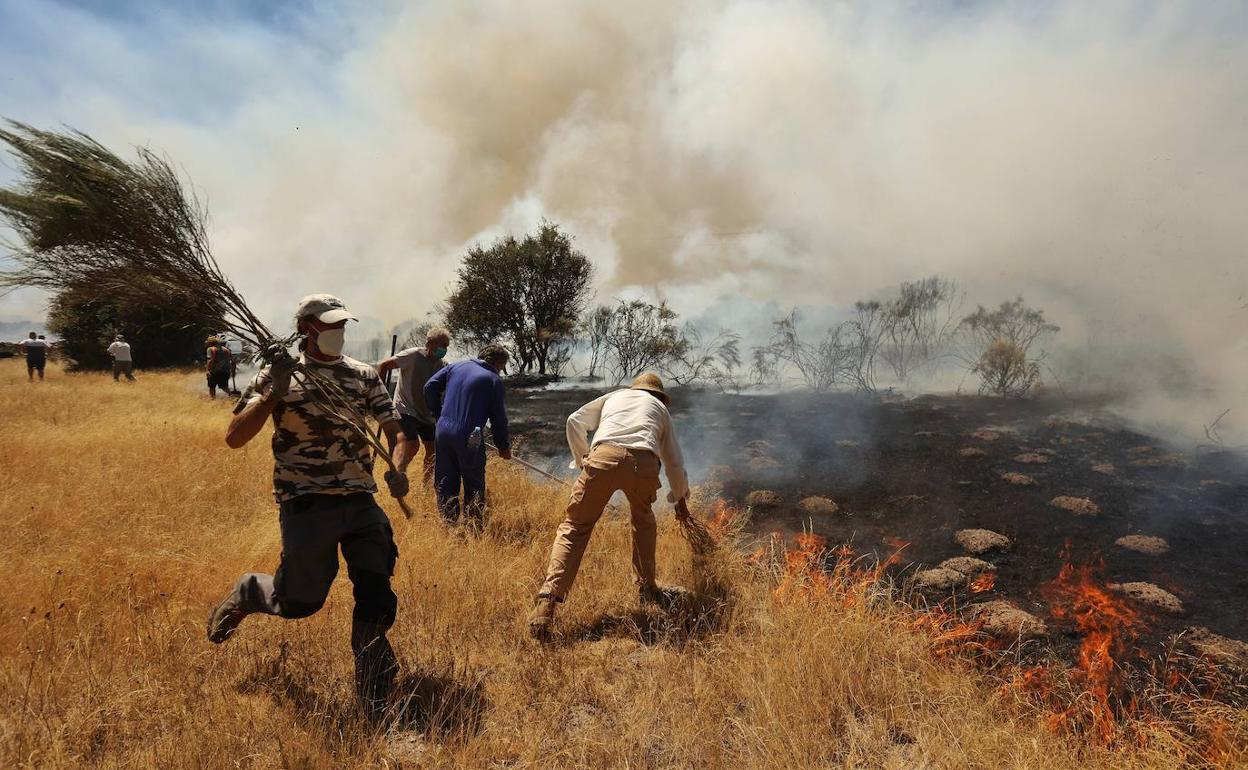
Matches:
[376,357,398,375]
[381,419,408,469]
[226,395,278,448]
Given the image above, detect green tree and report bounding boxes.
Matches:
[48,283,218,370]
[444,221,593,375]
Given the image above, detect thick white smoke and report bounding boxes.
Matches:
[2,1,1245,440]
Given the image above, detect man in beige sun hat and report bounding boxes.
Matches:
[527,372,691,641]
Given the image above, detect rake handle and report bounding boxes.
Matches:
[485,441,568,485]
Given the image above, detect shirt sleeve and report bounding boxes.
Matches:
[566,393,610,469]
[365,371,400,424]
[233,366,272,415]
[423,364,450,419]
[489,376,511,451]
[658,408,690,502]
[392,348,419,367]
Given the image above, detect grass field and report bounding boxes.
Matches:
[0,361,1243,769]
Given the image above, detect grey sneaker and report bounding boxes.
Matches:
[206,595,247,644]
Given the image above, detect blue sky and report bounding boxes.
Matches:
[0,0,364,129]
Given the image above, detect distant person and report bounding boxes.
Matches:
[376,327,451,485]
[205,336,234,399]
[107,334,135,381]
[423,344,511,527]
[527,373,692,642]
[18,331,49,381]
[205,293,410,720]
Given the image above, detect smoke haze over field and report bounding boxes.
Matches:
[1,1,1246,437]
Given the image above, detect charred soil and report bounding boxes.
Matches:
[506,386,1248,661]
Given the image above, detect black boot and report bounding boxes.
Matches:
[352,620,398,721]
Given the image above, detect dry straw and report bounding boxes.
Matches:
[0,120,413,517]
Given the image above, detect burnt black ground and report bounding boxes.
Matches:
[502,384,1248,650]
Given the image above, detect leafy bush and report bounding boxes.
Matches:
[48,283,217,370]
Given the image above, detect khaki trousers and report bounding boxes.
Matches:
[538,443,662,600]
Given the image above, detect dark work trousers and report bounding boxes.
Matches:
[227,492,399,711]
[434,428,487,526]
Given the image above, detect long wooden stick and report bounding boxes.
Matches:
[486,441,567,484]
[487,441,716,555]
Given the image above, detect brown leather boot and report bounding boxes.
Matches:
[527,596,558,642]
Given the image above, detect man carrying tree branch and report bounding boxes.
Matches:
[206,294,410,720]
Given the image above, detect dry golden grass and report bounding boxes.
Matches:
[1,362,1244,769]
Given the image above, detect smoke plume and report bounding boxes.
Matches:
[2,1,1245,439]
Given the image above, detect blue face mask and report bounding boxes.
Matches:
[433,347,448,360]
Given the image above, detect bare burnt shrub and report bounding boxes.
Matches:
[958,297,1059,397]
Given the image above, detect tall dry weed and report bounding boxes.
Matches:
[0,362,1240,768]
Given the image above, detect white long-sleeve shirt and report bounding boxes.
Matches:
[566,388,690,502]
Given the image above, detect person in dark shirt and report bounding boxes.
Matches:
[204,337,235,399]
[423,344,512,527]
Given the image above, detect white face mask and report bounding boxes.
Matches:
[314,327,346,357]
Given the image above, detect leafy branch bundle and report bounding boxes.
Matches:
[0,121,412,517]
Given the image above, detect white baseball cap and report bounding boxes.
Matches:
[294,294,358,325]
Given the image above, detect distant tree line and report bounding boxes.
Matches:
[398,223,1059,397]
[749,279,1058,397]
[22,202,1058,394]
[49,285,218,370]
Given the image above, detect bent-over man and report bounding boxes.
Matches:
[206,294,410,719]
[528,373,691,641]
[376,327,450,485]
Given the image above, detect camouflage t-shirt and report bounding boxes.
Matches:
[234,354,400,502]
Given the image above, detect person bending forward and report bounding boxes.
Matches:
[527,372,691,641]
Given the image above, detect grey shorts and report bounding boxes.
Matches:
[274,492,398,614]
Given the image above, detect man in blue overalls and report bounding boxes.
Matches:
[424,344,512,527]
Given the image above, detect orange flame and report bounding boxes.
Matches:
[772,533,901,605]
[969,571,997,593]
[764,537,1234,757]
[705,499,736,539]
[1042,554,1144,745]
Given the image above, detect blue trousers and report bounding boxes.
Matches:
[434,430,487,524]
